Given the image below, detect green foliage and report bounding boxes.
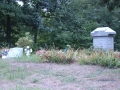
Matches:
[15,32,33,48]
[41,0,95,48]
[1,0,120,50]
[78,50,120,68]
[54,31,74,48]
[0,0,25,46]
[99,0,120,11]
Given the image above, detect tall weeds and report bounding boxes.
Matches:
[36,48,120,68]
[36,49,76,64]
[78,50,120,68]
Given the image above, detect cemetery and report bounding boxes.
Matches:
[1,0,120,89]
[0,27,120,89]
[1,27,119,68]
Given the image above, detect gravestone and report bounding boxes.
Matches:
[6,47,23,58]
[91,27,116,50]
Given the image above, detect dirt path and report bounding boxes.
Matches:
[0,60,120,90]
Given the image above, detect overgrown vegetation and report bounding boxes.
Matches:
[78,50,120,68]
[17,48,120,68]
[36,49,75,64]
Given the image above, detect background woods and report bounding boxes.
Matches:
[0,0,120,50]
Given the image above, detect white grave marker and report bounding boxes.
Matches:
[6,47,23,58]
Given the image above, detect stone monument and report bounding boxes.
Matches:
[91,27,116,50]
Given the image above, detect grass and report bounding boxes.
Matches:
[85,69,103,78]
[77,50,120,68]
[0,57,120,89]
[0,48,120,89]
[7,67,29,80]
[9,85,43,90]
[52,71,77,84]
[0,62,30,81]
[16,54,42,63]
[36,49,76,64]
[15,48,120,68]
[1,48,120,68]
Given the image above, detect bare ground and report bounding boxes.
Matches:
[0,60,120,90]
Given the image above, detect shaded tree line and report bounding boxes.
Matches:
[0,0,120,50]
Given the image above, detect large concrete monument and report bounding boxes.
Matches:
[91,27,116,50]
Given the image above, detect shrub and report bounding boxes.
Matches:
[15,32,33,48]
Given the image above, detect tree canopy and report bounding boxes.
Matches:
[0,0,120,50]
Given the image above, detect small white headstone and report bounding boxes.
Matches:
[6,47,23,58]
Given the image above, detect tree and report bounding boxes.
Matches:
[38,0,95,48]
[100,0,120,11]
[0,0,24,47]
[21,0,44,44]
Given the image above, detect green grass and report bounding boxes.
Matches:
[7,67,29,80]
[0,57,120,90]
[16,54,42,63]
[0,65,30,81]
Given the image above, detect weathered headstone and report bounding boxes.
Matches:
[6,47,23,58]
[91,27,116,50]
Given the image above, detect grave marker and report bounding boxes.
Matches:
[6,47,23,58]
[91,27,116,50]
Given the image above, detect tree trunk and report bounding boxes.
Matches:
[6,0,11,47]
[34,28,38,44]
[6,15,11,47]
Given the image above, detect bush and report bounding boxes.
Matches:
[15,32,33,48]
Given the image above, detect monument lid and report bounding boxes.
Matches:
[91,27,116,37]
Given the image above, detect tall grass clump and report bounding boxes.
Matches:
[36,49,77,64]
[78,49,120,68]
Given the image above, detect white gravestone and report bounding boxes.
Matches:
[91,27,116,50]
[6,47,23,58]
